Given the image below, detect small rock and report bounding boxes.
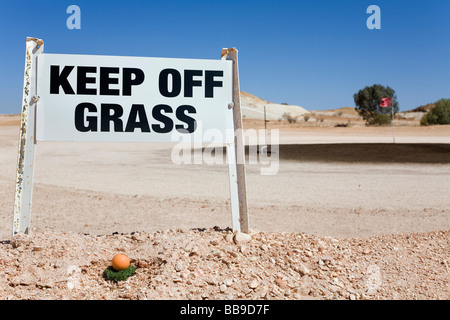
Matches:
[297,263,311,276]
[219,284,227,292]
[331,278,341,286]
[255,286,268,299]
[366,288,378,296]
[11,233,31,249]
[175,261,183,272]
[135,260,149,268]
[294,285,311,296]
[275,277,289,289]
[234,232,251,245]
[249,279,259,289]
[131,234,140,241]
[239,245,249,255]
[189,245,199,255]
[321,256,333,263]
[224,234,234,243]
[193,268,204,278]
[37,281,54,289]
[206,278,217,286]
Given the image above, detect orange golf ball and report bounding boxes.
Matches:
[112,253,130,271]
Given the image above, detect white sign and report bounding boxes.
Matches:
[36,54,234,142]
[14,39,249,237]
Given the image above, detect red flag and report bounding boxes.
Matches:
[380,97,392,107]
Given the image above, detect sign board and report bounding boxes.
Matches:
[36,54,234,142]
[13,38,249,237]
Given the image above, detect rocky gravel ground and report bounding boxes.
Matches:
[0,227,448,300]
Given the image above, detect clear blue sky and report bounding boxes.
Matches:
[0,0,449,114]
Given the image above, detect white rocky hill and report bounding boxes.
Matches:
[240,91,309,120]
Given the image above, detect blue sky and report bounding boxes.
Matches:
[0,0,448,113]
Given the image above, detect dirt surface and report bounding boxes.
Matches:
[0,115,449,300]
[0,228,448,300]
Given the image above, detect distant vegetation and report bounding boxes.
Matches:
[420,99,450,126]
[281,112,297,123]
[370,113,392,126]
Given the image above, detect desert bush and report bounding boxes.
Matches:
[420,116,427,126]
[369,113,392,126]
[420,99,450,126]
[303,115,310,122]
[282,112,297,123]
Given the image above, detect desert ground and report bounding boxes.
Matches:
[0,111,449,300]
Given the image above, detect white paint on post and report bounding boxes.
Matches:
[13,37,43,236]
[226,141,241,232]
[221,48,249,233]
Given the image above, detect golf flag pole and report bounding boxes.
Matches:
[380,97,395,144]
[391,104,395,144]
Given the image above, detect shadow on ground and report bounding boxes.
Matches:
[264,143,450,163]
[185,143,450,164]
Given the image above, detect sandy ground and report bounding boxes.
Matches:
[0,115,449,300]
[1,117,449,238]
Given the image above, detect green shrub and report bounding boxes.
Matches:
[420,114,429,126]
[369,113,392,126]
[420,99,450,126]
